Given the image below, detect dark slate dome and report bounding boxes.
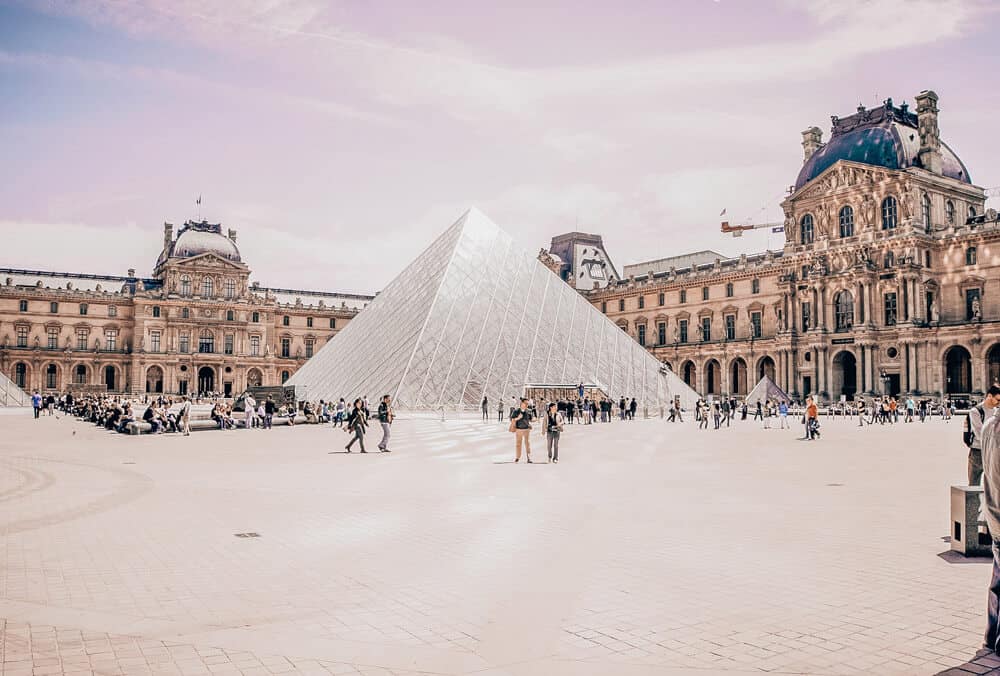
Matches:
[794,101,971,190]
[156,221,241,267]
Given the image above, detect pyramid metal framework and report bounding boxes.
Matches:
[0,370,29,407]
[288,209,698,411]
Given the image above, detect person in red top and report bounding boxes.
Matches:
[805,397,819,440]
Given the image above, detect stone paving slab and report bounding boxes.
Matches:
[0,408,995,674]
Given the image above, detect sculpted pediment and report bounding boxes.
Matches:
[170,253,246,271]
[789,161,881,203]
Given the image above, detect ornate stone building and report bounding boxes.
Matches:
[574,91,999,403]
[0,221,373,397]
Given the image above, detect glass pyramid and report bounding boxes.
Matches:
[288,208,697,411]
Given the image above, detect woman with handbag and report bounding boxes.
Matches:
[345,398,368,453]
[542,401,566,463]
[509,398,533,463]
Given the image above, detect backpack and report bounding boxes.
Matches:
[964,405,985,448]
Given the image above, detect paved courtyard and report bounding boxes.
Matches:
[0,407,995,675]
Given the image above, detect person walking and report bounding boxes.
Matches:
[377,394,393,452]
[778,400,789,429]
[629,397,638,421]
[753,401,763,422]
[968,386,1000,486]
[481,396,489,421]
[497,399,504,423]
[264,395,275,430]
[976,392,1000,652]
[345,398,368,452]
[542,401,565,463]
[510,398,533,463]
[712,401,722,429]
[805,397,819,440]
[244,393,256,430]
[179,395,191,436]
[721,398,731,427]
[31,391,42,419]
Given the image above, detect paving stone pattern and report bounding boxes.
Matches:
[0,408,995,675]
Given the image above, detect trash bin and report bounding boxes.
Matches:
[951,485,992,556]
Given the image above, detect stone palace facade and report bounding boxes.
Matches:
[0,221,373,397]
[558,91,999,403]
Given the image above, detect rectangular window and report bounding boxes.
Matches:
[182,307,190,319]
[282,315,290,326]
[199,333,214,353]
[306,316,314,328]
[802,302,811,331]
[180,333,189,354]
[226,310,234,321]
[967,247,978,266]
[751,312,762,338]
[702,287,709,301]
[305,338,315,358]
[884,292,898,326]
[658,292,664,306]
[19,300,28,312]
[152,306,161,318]
[77,329,88,351]
[679,320,688,343]
[701,317,711,342]
[725,314,736,340]
[105,330,117,351]
[680,289,687,304]
[16,325,28,347]
[726,283,733,298]
[657,321,666,345]
[637,324,646,346]
[618,299,625,312]
[601,302,607,313]
[150,330,161,353]
[967,288,982,320]
[79,303,88,315]
[250,335,260,356]
[108,305,117,317]
[252,311,260,323]
[50,302,58,313]
[329,317,336,329]
[752,279,760,294]
[224,334,234,355]
[281,337,291,358]
[638,296,645,310]
[47,328,59,349]
[801,265,809,280]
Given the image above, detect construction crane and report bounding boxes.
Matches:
[720,219,784,237]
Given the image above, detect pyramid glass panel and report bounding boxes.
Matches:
[287,209,698,411]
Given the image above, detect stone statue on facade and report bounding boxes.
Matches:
[930,298,939,324]
[673,325,680,343]
[973,297,982,320]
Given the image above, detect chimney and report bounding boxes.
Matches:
[801,127,823,163]
[915,90,942,175]
[228,228,237,243]
[163,222,173,249]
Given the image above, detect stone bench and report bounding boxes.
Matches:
[127,415,309,435]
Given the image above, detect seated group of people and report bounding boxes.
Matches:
[210,402,238,429]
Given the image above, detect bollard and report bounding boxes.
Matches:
[951,485,991,556]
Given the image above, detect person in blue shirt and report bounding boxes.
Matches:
[31,391,42,419]
[778,401,789,429]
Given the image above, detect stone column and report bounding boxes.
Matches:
[902,342,911,393]
[820,286,828,331]
[859,345,867,393]
[868,282,877,328]
[815,348,825,398]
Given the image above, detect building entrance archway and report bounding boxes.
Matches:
[681,361,696,391]
[988,343,1000,388]
[757,356,776,382]
[945,345,972,394]
[831,350,858,401]
[705,359,721,395]
[730,358,748,395]
[104,365,117,392]
[145,365,164,394]
[198,366,215,395]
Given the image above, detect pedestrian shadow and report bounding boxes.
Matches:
[937,550,991,564]
[935,649,1000,674]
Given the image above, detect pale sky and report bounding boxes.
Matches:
[1,0,999,294]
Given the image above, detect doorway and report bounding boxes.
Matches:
[104,365,116,391]
[198,366,215,395]
[831,351,858,401]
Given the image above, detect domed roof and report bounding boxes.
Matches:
[795,102,971,190]
[157,221,241,266]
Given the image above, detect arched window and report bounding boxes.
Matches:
[224,278,236,299]
[945,200,955,224]
[881,196,897,230]
[202,277,214,298]
[884,251,894,269]
[181,307,190,319]
[970,205,978,219]
[14,363,27,388]
[281,370,290,384]
[198,330,214,354]
[838,205,854,238]
[46,364,58,389]
[800,214,814,244]
[921,193,932,231]
[74,364,87,385]
[834,291,854,332]
[180,275,191,296]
